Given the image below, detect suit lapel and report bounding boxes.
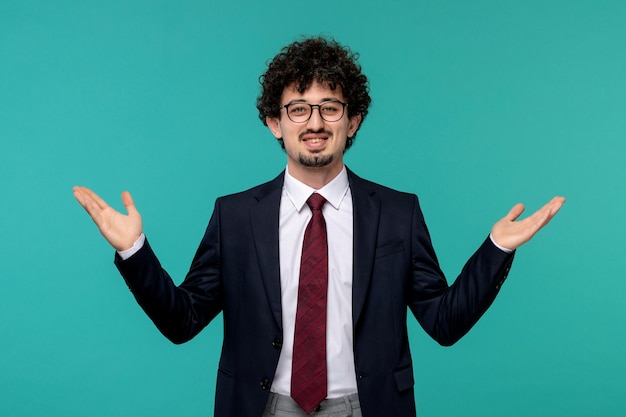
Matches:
[248,169,380,331]
[348,169,380,327]
[250,172,285,331]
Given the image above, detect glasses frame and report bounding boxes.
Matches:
[279,100,348,123]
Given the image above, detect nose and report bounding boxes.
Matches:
[306,106,325,130]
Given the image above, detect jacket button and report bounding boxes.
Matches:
[260,379,271,390]
[272,338,282,349]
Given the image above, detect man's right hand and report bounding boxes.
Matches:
[73,186,143,251]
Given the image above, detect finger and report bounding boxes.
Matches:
[73,185,95,206]
[73,186,88,207]
[548,196,566,216]
[78,187,110,211]
[73,186,101,217]
[505,203,525,222]
[537,196,565,227]
[527,207,552,232]
[526,196,565,226]
[73,186,106,212]
[521,197,566,235]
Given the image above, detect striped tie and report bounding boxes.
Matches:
[291,193,328,414]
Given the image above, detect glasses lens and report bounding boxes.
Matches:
[287,103,311,122]
[319,102,344,122]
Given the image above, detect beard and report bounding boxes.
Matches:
[296,128,337,168]
[298,152,334,168]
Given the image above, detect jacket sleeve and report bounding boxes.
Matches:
[408,196,515,346]
[114,199,224,344]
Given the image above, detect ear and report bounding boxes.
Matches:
[347,113,362,138]
[266,116,283,139]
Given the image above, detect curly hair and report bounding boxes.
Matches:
[256,36,371,150]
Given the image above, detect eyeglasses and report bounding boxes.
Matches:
[279,100,348,123]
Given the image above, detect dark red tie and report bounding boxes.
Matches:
[291,193,328,414]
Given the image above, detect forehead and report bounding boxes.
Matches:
[281,80,345,103]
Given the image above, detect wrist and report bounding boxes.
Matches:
[117,234,146,260]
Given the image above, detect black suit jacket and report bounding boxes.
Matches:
[115,168,514,417]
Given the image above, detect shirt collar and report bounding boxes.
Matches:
[283,166,350,212]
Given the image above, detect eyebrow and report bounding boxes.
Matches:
[286,98,342,105]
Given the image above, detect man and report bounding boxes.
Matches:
[73,37,564,417]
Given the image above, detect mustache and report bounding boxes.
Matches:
[299,129,332,141]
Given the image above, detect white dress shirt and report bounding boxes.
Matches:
[270,166,358,397]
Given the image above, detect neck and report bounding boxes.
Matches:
[287,162,344,190]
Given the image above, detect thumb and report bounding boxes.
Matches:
[505,203,525,222]
[121,191,139,216]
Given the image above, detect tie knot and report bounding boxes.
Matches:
[307,193,326,211]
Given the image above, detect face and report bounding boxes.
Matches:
[266,81,362,182]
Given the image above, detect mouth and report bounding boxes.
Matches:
[301,131,330,150]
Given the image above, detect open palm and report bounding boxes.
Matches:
[491,196,565,250]
[73,186,143,251]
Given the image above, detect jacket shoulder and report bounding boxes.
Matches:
[216,171,284,205]
[347,168,418,203]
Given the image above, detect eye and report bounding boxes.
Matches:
[289,104,309,115]
[320,102,341,114]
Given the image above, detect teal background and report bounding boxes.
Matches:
[1,1,624,416]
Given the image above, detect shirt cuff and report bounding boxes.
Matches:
[117,233,146,260]
[489,233,513,253]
